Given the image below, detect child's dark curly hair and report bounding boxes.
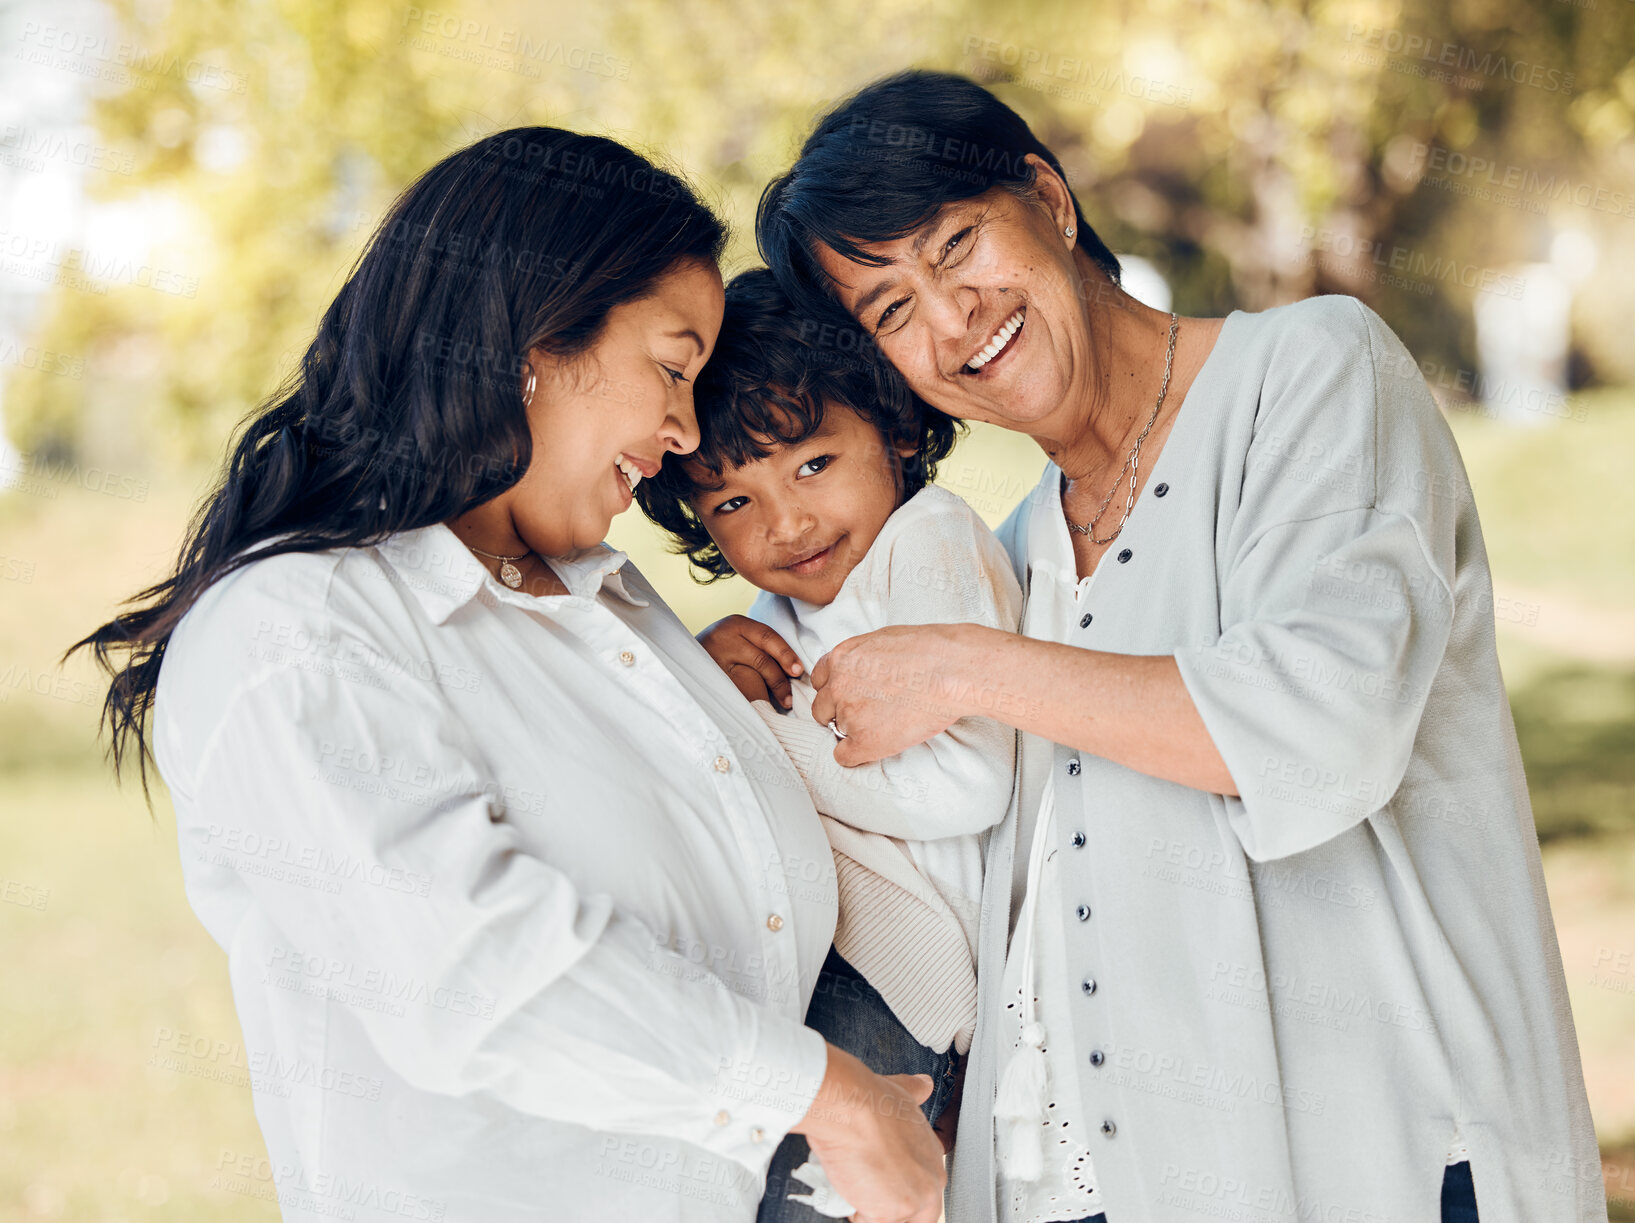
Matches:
[636,267,961,583]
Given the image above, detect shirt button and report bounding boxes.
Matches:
[1066,758,1081,776]
[618,649,636,666]
[1075,905,1091,922]
[1071,831,1085,848]
[714,755,732,773]
[1101,1119,1117,1137]
[1079,612,1093,629]
[766,913,784,932]
[1154,483,1169,498]
[1088,1049,1105,1067]
[750,1126,766,1144]
[714,1110,730,1126]
[1081,977,1098,995]
[1117,548,1133,563]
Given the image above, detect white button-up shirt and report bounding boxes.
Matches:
[154,522,838,1223]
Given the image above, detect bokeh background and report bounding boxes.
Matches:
[2,0,1633,1218]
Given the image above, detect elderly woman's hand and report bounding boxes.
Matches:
[808,623,982,765]
[791,1044,946,1223]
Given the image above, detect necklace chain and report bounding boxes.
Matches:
[1066,312,1180,545]
[464,542,531,590]
[465,543,529,563]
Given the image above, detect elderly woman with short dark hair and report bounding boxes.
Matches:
[757,70,1603,1223]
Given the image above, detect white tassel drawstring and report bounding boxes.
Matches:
[787,1159,855,1217]
[993,789,1057,1181]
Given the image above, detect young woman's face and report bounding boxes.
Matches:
[812,155,1103,439]
[685,403,914,606]
[513,259,725,555]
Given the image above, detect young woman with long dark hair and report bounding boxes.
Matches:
[72,127,945,1223]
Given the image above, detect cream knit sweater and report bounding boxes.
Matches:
[748,485,1023,1055]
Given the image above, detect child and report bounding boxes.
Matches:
[638,268,1022,1221]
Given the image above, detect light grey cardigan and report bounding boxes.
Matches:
[947,295,1605,1223]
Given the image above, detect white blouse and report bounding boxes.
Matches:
[996,496,1104,1223]
[154,522,838,1223]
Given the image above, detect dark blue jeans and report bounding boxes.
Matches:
[1061,1162,1479,1223]
[756,946,960,1223]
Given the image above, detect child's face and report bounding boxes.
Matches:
[685,402,917,606]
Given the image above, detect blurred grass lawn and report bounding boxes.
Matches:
[2,396,1633,1220]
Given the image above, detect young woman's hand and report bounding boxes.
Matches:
[696,615,803,708]
[791,1044,946,1223]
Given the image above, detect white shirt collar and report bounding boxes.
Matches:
[376,523,648,625]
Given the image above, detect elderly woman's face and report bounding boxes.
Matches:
[812,156,1099,433]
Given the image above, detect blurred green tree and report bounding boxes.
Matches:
[5,0,1633,467]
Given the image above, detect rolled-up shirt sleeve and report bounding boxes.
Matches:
[187,662,828,1172]
[1174,507,1453,860]
[1173,295,1460,862]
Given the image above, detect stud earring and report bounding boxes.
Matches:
[1064,226,1076,238]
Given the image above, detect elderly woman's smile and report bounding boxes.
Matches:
[962,304,1025,373]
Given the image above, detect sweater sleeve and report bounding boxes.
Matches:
[1173,296,1461,862]
[759,490,1023,840]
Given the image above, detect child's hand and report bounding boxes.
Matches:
[696,615,804,708]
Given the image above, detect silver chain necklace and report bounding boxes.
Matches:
[466,543,530,589]
[1066,312,1179,544]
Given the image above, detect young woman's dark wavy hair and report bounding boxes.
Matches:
[636,267,959,583]
[70,126,726,795]
[757,69,1121,325]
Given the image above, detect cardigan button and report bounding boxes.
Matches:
[1088,1049,1105,1067]
[1081,976,1097,995]
[1154,482,1169,497]
[1117,548,1133,563]
[1071,831,1085,848]
[1079,612,1093,629]
[1075,906,1091,922]
[1066,758,1081,776]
